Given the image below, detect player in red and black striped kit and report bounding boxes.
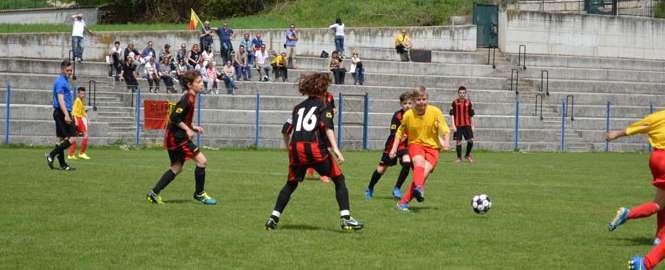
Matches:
[266,73,363,231]
[365,91,415,200]
[146,70,217,205]
[450,86,475,163]
[304,91,336,182]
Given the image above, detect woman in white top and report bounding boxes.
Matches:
[144,57,160,93]
[329,18,345,57]
[201,47,215,68]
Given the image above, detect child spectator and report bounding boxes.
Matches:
[350,52,364,85]
[395,29,413,62]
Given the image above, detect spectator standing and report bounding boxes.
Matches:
[68,87,91,160]
[395,29,413,62]
[329,18,345,57]
[109,41,122,79]
[144,57,161,93]
[119,55,139,93]
[285,24,298,68]
[350,52,364,85]
[234,45,250,81]
[214,22,234,64]
[222,61,237,94]
[329,51,345,85]
[70,14,92,62]
[239,33,254,70]
[272,52,288,82]
[200,21,214,52]
[254,45,271,82]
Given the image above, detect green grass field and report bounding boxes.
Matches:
[0,147,660,269]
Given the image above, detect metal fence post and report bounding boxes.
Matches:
[514,95,520,151]
[255,93,260,147]
[605,101,610,152]
[5,82,10,144]
[338,93,344,149]
[135,88,141,145]
[363,94,369,150]
[197,93,202,147]
[561,98,567,152]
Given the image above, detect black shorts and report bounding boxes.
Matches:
[53,109,76,138]
[288,157,342,182]
[168,140,199,164]
[379,149,409,166]
[454,126,474,141]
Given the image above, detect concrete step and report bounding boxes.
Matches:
[507,53,665,72]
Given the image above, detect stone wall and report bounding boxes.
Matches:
[0,7,98,24]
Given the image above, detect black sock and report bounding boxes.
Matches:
[456,144,462,158]
[56,150,67,167]
[332,175,350,211]
[274,181,298,213]
[153,169,177,194]
[49,139,71,159]
[367,170,383,190]
[395,162,411,189]
[194,166,205,195]
[466,141,474,157]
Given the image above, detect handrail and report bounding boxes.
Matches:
[534,93,544,120]
[487,47,496,69]
[518,45,527,70]
[540,70,549,96]
[566,95,574,122]
[511,68,520,95]
[88,80,97,111]
[68,50,77,80]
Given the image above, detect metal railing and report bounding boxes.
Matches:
[87,80,97,111]
[487,47,496,69]
[337,92,369,150]
[510,68,520,95]
[518,45,527,70]
[566,95,575,122]
[540,70,549,96]
[534,93,544,120]
[68,50,77,81]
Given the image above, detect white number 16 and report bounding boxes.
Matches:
[296,107,317,131]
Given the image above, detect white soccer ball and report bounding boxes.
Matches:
[471,194,492,214]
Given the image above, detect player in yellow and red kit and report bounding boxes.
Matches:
[607,110,665,270]
[68,87,90,160]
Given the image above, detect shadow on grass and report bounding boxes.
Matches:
[616,236,654,246]
[409,205,440,213]
[280,224,323,231]
[164,199,192,204]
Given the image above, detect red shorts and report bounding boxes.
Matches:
[288,157,342,182]
[650,149,665,189]
[75,117,87,134]
[408,144,440,168]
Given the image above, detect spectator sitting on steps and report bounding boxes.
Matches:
[222,60,238,94]
[144,57,160,93]
[271,51,288,82]
[395,29,413,62]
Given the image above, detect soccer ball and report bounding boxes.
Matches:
[471,194,492,214]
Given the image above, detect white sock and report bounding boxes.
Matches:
[271,210,281,218]
[340,210,350,217]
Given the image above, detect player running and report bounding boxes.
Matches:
[146,70,218,205]
[365,91,415,200]
[607,110,665,270]
[265,73,363,231]
[68,87,91,160]
[390,86,450,211]
[450,86,475,163]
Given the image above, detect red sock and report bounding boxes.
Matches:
[68,142,77,156]
[413,166,425,187]
[644,242,665,270]
[629,202,660,219]
[80,136,88,154]
[399,182,415,205]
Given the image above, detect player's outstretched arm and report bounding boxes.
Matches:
[606,130,627,141]
[325,128,344,164]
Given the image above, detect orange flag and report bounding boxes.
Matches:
[189,9,204,31]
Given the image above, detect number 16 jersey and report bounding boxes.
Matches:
[289,96,335,165]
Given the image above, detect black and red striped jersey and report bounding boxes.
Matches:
[450,98,474,128]
[165,91,196,149]
[383,109,408,153]
[288,96,335,164]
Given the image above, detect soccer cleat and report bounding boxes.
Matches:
[364,188,374,200]
[193,192,218,205]
[67,155,78,160]
[78,153,90,160]
[45,153,54,170]
[396,203,410,212]
[60,165,75,171]
[608,207,629,231]
[413,186,425,203]
[629,256,645,270]
[340,217,364,231]
[392,187,402,200]
[146,191,164,204]
[465,155,474,163]
[265,216,279,231]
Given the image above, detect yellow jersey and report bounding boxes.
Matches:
[396,105,449,149]
[625,110,665,149]
[395,34,411,47]
[271,55,286,65]
[72,97,86,118]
